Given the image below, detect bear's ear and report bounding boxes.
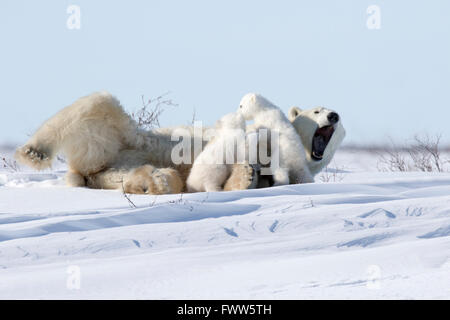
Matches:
[288,106,302,121]
[247,93,257,103]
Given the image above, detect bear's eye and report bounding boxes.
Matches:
[314,111,320,114]
[239,105,243,108]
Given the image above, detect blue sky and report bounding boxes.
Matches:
[1,0,449,145]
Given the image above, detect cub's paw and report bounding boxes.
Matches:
[223,163,258,191]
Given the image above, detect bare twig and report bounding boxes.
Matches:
[408,145,432,172]
[377,134,449,172]
[167,193,194,211]
[319,163,346,182]
[201,192,209,204]
[190,107,197,126]
[302,198,315,209]
[131,92,178,130]
[150,195,158,207]
[411,134,444,172]
[121,180,137,208]
[1,157,20,172]
[376,138,409,172]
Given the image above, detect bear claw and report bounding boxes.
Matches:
[24,147,49,161]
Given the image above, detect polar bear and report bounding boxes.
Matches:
[14,91,345,194]
[288,106,346,177]
[186,112,246,192]
[238,93,313,185]
[15,91,188,194]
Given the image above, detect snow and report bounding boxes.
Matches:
[0,147,449,299]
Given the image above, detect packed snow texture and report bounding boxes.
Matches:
[0,146,449,299]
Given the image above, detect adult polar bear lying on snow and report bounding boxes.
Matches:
[15,91,345,194]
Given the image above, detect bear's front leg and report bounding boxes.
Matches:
[223,163,258,191]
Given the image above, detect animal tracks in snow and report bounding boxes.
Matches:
[1,164,450,298]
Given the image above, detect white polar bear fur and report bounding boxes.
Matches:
[15,91,345,194]
[288,106,346,177]
[15,91,173,175]
[238,93,313,185]
[15,91,208,177]
[186,112,246,192]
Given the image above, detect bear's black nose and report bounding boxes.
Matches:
[327,112,339,124]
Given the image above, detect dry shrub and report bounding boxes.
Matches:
[2,156,20,172]
[377,138,408,172]
[377,134,448,172]
[409,134,445,172]
[131,92,178,129]
[319,163,347,182]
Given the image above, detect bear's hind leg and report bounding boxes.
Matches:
[123,165,184,195]
[15,145,53,171]
[151,168,184,194]
[15,91,134,176]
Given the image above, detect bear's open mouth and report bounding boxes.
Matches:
[311,125,335,161]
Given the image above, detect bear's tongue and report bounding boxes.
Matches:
[312,126,335,161]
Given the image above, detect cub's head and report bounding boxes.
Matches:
[238,93,277,120]
[288,106,346,173]
[216,112,246,130]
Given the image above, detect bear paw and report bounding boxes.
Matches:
[223,163,258,191]
[151,168,184,195]
[123,165,183,195]
[15,145,53,170]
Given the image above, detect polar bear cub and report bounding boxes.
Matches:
[238,93,313,185]
[187,112,246,192]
